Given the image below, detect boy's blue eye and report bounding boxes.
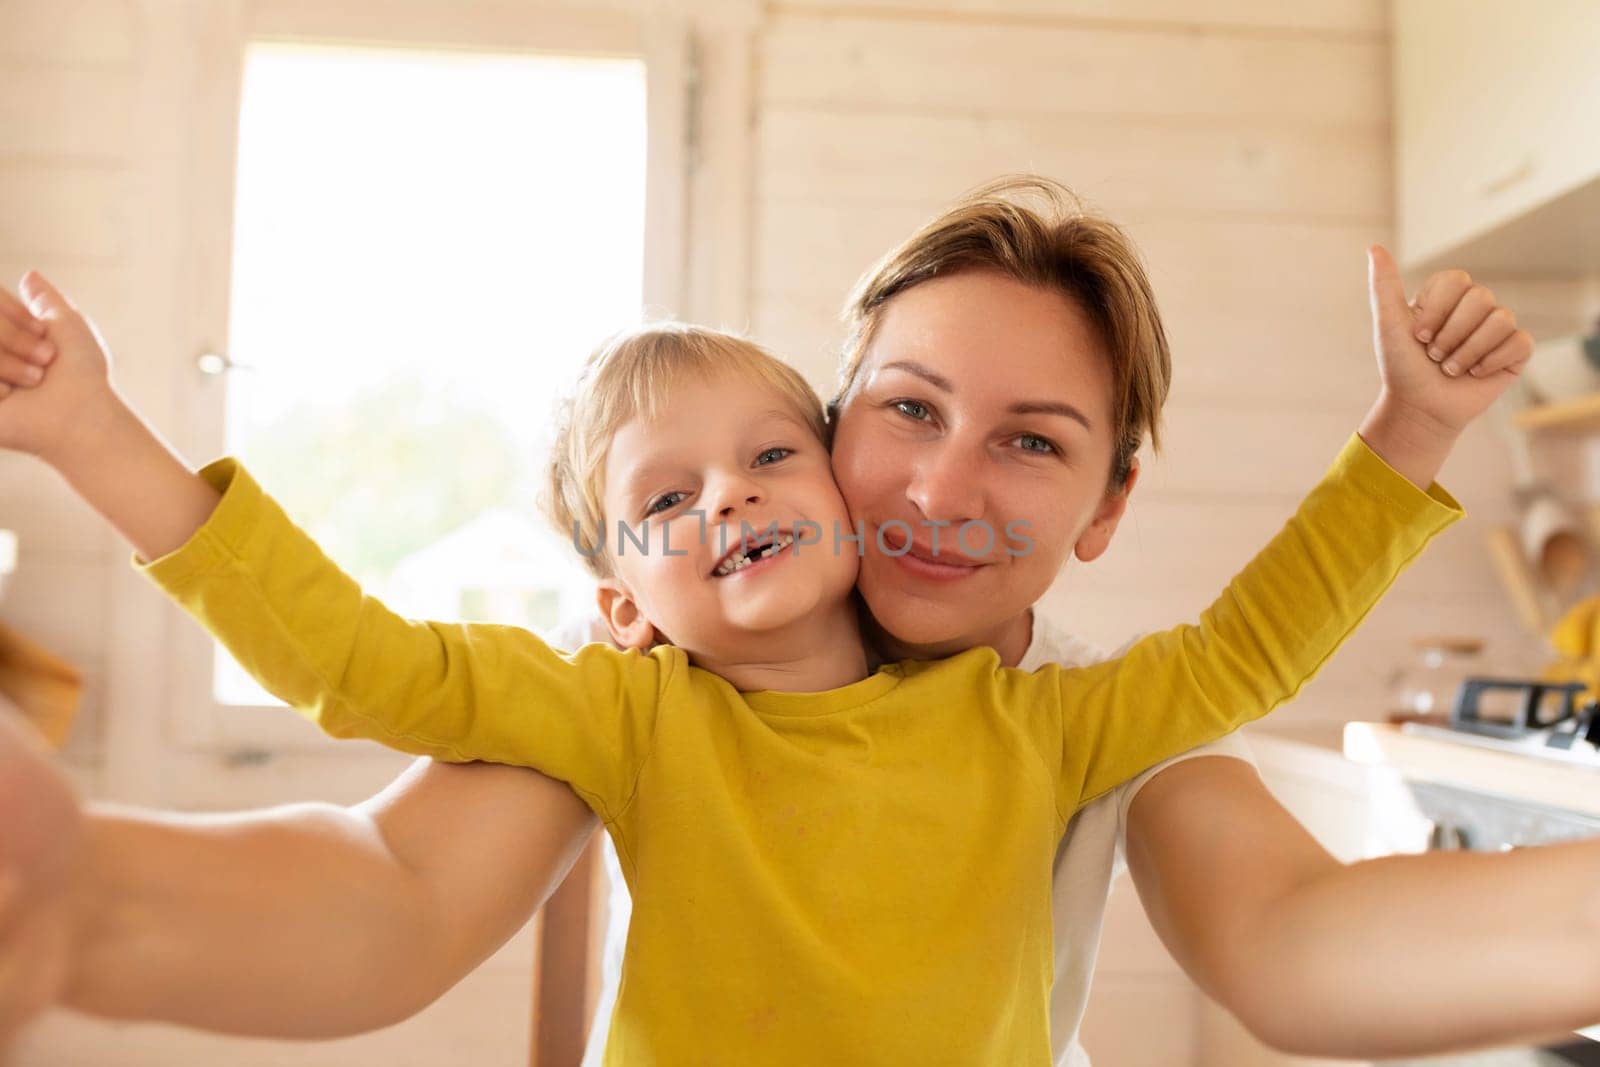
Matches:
[755,447,791,466]
[646,490,687,515]
[1017,434,1057,455]
[894,399,930,421]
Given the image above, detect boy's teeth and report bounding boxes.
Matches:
[714,534,794,577]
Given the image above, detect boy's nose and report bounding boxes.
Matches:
[711,476,764,518]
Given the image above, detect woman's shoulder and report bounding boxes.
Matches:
[1020,613,1110,671]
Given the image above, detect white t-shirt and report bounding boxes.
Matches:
[553,614,1255,1067]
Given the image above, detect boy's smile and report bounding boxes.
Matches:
[597,371,866,692]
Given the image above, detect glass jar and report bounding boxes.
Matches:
[1388,636,1487,723]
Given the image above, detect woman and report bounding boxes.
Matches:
[2,179,1585,1062]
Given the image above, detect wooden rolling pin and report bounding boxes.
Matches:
[1485,524,1549,635]
[0,622,82,749]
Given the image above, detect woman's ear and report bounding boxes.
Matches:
[1073,455,1140,564]
[596,579,657,650]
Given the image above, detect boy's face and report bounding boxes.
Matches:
[597,371,859,657]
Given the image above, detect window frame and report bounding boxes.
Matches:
[161,0,692,752]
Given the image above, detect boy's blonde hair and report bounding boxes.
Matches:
[835,176,1171,491]
[544,322,828,578]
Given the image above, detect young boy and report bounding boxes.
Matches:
[0,257,1505,1064]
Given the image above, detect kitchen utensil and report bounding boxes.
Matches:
[1519,489,1591,596]
[0,623,82,750]
[1486,524,1549,632]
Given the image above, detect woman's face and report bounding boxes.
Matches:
[829,269,1136,658]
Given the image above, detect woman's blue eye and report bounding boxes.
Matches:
[1017,434,1057,455]
[755,447,791,466]
[646,490,687,515]
[894,399,930,421]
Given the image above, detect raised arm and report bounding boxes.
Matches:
[0,273,220,563]
[1126,756,1600,1057]
[0,705,599,1042]
[0,274,662,811]
[1048,251,1531,810]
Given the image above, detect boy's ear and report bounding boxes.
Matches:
[596,578,658,651]
[1073,456,1140,564]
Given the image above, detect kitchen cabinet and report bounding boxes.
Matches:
[1393,0,1600,273]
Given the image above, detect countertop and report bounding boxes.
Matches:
[1344,721,1600,818]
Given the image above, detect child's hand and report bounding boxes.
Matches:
[0,272,116,462]
[0,288,51,395]
[1367,245,1533,437]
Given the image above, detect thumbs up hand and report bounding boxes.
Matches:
[0,271,118,462]
[1367,245,1532,436]
[1355,247,1535,489]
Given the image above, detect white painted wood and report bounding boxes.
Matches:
[247,0,645,55]
[0,454,118,561]
[643,16,692,317]
[684,26,756,327]
[0,67,135,161]
[98,0,244,804]
[1393,0,1600,273]
[0,167,131,263]
[0,558,112,670]
[761,13,1387,123]
[770,0,1384,36]
[758,109,1390,222]
[0,0,138,68]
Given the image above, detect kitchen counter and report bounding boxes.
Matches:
[1345,721,1600,820]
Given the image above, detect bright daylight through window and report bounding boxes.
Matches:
[216,42,646,704]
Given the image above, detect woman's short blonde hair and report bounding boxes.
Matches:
[834,176,1171,490]
[544,322,828,578]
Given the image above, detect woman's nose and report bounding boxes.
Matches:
[906,445,984,524]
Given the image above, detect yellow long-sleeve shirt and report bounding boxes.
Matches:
[141,434,1458,1065]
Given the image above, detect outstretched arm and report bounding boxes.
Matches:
[1,703,598,1041]
[1126,756,1600,1058]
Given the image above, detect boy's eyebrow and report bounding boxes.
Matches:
[614,409,810,501]
[618,459,673,500]
[756,407,810,430]
[876,360,1094,432]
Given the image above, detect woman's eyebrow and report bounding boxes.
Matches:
[876,360,953,391]
[879,360,1093,431]
[1008,400,1093,432]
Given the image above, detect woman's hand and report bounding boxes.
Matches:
[0,707,86,1047]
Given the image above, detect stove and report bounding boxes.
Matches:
[1401,677,1600,768]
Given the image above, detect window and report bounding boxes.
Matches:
[211,43,648,704]
[157,8,691,748]
[209,42,647,704]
